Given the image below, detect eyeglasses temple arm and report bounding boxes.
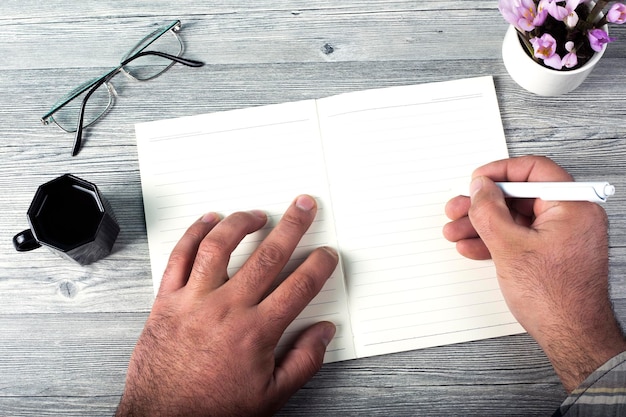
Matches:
[72,98,90,156]
[72,51,204,156]
[72,72,115,156]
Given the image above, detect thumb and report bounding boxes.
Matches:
[468,176,524,255]
[273,322,335,398]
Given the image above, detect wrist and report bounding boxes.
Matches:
[535,315,626,392]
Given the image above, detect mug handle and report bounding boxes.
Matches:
[13,229,41,252]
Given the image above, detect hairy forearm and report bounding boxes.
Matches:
[533,299,626,393]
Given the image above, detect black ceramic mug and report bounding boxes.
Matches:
[12,174,120,265]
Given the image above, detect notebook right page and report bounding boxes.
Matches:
[316,76,525,358]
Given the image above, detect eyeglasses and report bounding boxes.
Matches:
[41,20,204,156]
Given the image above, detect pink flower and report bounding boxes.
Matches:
[546,0,583,28]
[499,0,622,70]
[530,33,564,69]
[607,3,626,24]
[588,28,616,52]
[561,41,578,68]
[499,0,548,31]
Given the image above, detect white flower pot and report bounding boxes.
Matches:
[501,25,607,96]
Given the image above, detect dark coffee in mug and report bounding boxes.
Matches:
[13,174,120,265]
[32,183,103,250]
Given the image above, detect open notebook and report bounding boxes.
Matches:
[135,76,524,363]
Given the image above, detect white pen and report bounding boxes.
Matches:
[492,182,616,203]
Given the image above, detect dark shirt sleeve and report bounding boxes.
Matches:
[553,351,626,417]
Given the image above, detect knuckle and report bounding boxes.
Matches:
[188,242,230,287]
[265,270,322,322]
[289,270,320,300]
[255,242,288,270]
[281,210,310,231]
[197,236,229,263]
[185,236,231,285]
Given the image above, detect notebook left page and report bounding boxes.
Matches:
[135,99,356,363]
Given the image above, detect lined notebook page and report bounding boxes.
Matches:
[316,77,524,358]
[135,100,356,363]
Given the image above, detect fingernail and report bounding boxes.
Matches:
[295,195,316,211]
[322,246,339,261]
[469,177,484,200]
[249,209,267,220]
[321,323,336,347]
[200,212,220,223]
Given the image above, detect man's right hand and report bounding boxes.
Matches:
[443,155,626,392]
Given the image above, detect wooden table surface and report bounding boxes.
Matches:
[2,1,626,416]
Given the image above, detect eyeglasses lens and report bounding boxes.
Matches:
[51,81,113,132]
[122,28,183,81]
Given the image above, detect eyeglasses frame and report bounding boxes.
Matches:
[41,20,204,156]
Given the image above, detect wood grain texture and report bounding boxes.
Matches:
[1,1,625,415]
